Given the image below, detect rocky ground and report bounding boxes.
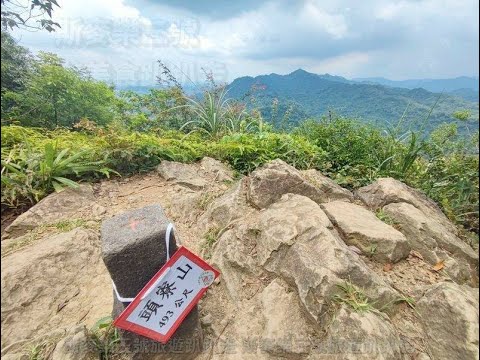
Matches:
[1,158,478,360]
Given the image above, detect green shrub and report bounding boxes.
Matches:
[1,123,478,234]
[208,132,326,173]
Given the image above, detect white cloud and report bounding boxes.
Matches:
[11,0,479,84]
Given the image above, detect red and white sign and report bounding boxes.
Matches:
[113,246,220,343]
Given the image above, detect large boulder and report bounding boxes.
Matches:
[198,178,251,233]
[211,193,400,324]
[356,177,457,234]
[321,201,410,263]
[247,159,351,209]
[357,178,478,285]
[0,228,112,351]
[416,282,479,360]
[2,184,101,239]
[384,202,478,284]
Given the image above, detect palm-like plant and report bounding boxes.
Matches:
[180,87,231,138]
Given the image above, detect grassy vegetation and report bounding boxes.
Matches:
[375,209,397,226]
[333,281,375,313]
[88,316,120,360]
[1,115,478,234]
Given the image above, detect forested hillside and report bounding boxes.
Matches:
[227,69,479,133]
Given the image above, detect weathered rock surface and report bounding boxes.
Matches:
[259,279,313,355]
[247,159,349,209]
[157,157,233,191]
[384,202,478,284]
[416,282,479,360]
[2,184,98,239]
[1,228,111,349]
[157,160,208,190]
[316,306,406,359]
[212,194,399,324]
[198,178,251,233]
[322,201,410,263]
[357,178,479,285]
[51,325,97,360]
[200,157,234,182]
[356,177,457,233]
[302,169,354,202]
[212,278,315,359]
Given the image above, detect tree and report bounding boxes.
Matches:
[1,31,32,120]
[1,0,60,32]
[4,52,117,128]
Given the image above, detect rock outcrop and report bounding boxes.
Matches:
[2,184,103,239]
[157,157,234,191]
[317,305,406,359]
[1,159,478,360]
[356,178,479,285]
[1,229,111,350]
[247,159,353,209]
[416,282,479,360]
[322,200,410,263]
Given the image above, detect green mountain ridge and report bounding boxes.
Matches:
[227,69,479,133]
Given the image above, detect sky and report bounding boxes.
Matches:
[10,0,480,87]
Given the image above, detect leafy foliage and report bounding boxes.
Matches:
[1,36,117,128]
[1,128,114,208]
[1,0,61,32]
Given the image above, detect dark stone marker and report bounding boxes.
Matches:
[101,204,203,359]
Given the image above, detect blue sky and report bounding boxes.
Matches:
[11,0,479,86]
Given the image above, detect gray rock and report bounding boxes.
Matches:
[416,282,479,360]
[157,160,207,190]
[321,201,410,263]
[2,184,96,239]
[302,169,354,202]
[384,202,478,284]
[247,159,329,209]
[316,306,407,360]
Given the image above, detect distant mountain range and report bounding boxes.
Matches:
[226,69,479,133]
[353,76,479,93]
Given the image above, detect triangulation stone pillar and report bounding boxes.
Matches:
[101,204,203,359]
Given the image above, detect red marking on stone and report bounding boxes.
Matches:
[129,219,141,231]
